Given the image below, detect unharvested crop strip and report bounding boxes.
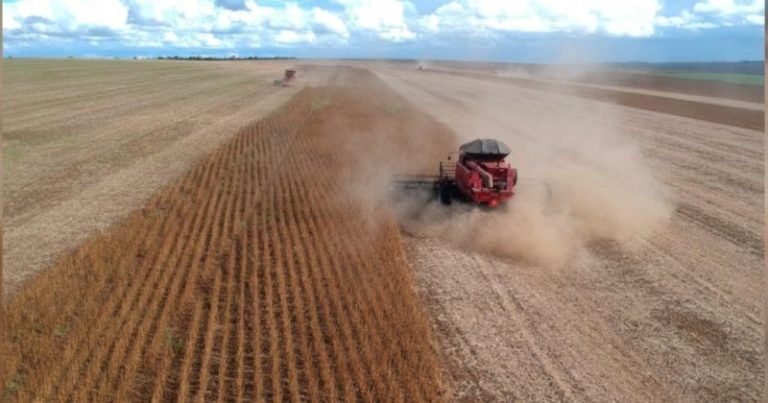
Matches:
[294,113,392,401]
[140,146,231,400]
[192,149,242,402]
[146,167,238,400]
[113,177,224,396]
[287,180,338,402]
[37,190,194,401]
[29,214,162,400]
[159,158,234,401]
[111,153,230,398]
[279,172,320,402]
[290,114,386,397]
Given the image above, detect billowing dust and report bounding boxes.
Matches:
[450,97,667,263]
[370,62,763,402]
[406,88,673,265]
[307,65,674,265]
[397,146,672,265]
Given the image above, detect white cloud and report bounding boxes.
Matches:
[266,3,308,31]
[420,0,662,37]
[4,0,354,49]
[312,8,351,38]
[68,0,129,29]
[693,0,763,15]
[655,10,719,29]
[745,14,764,24]
[5,0,129,33]
[163,31,179,43]
[3,10,23,30]
[660,0,765,28]
[126,0,217,29]
[2,0,764,54]
[419,14,440,32]
[274,29,316,45]
[333,0,416,41]
[694,0,765,25]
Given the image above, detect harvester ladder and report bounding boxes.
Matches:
[439,161,456,180]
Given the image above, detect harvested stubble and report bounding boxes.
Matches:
[1,68,452,402]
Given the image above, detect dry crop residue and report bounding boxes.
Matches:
[0,68,453,402]
[3,59,296,295]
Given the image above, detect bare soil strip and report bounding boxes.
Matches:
[421,68,764,131]
[422,60,764,103]
[532,79,764,111]
[1,68,452,401]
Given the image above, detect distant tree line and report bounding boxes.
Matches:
[151,55,296,61]
[610,60,764,75]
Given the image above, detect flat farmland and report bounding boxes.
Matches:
[1,67,453,401]
[1,60,763,402]
[3,59,296,294]
[418,59,764,103]
[370,63,764,401]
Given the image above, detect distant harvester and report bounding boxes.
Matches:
[274,69,297,87]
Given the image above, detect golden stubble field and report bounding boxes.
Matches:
[1,67,458,401]
[1,59,763,402]
[3,59,296,295]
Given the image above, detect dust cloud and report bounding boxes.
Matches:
[305,64,673,266]
[296,64,457,221]
[496,65,534,79]
[386,65,674,265]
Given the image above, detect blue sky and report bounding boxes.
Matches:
[3,0,764,62]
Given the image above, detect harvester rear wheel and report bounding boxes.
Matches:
[439,182,453,205]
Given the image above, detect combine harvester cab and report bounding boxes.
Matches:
[442,139,517,208]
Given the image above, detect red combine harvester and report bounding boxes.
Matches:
[395,138,518,208]
[274,69,297,86]
[284,69,296,83]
